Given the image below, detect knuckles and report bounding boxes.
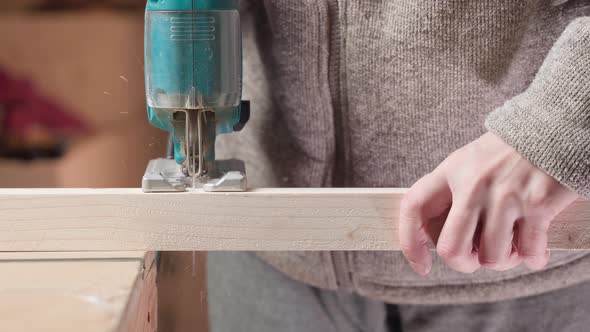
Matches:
[436,242,463,261]
[526,195,557,219]
[522,254,549,270]
[478,255,510,271]
[436,242,479,273]
[423,135,562,274]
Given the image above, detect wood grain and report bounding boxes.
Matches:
[0,251,150,332]
[0,188,589,250]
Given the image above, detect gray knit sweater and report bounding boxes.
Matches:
[218,0,590,304]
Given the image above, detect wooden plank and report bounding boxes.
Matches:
[0,251,146,261]
[0,251,151,332]
[117,252,158,332]
[0,188,589,250]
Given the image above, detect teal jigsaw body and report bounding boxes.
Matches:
[144,0,243,164]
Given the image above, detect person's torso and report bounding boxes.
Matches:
[218,0,590,304]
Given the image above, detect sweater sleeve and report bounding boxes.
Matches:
[485,17,590,198]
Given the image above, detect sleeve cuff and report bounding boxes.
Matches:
[485,17,590,198]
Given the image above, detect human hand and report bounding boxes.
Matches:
[399,132,579,275]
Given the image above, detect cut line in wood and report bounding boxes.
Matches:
[0,188,588,251]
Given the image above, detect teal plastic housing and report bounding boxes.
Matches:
[145,0,242,163]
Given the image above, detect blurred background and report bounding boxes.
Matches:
[0,1,206,331]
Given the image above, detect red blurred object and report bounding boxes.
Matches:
[38,0,143,10]
[0,0,143,12]
[0,68,90,159]
[0,69,89,137]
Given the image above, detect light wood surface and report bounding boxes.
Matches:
[1,188,589,250]
[0,251,155,332]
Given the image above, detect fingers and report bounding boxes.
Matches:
[401,151,578,275]
[436,200,481,273]
[479,194,523,270]
[518,217,550,270]
[400,171,452,275]
[517,172,578,270]
[402,133,581,276]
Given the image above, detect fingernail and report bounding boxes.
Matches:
[410,262,430,275]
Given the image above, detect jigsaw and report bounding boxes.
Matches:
[142,0,249,192]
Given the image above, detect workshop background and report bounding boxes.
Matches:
[0,1,207,331]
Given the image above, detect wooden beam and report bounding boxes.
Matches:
[0,251,155,332]
[0,188,589,250]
